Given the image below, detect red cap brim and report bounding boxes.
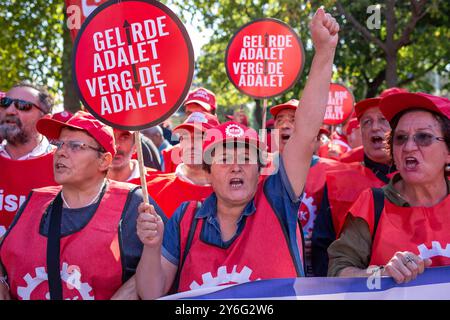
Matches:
[185,100,213,112]
[380,92,449,123]
[269,104,297,118]
[354,98,381,120]
[36,117,85,140]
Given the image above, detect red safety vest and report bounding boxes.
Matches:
[0,153,56,235]
[348,188,450,267]
[146,173,213,218]
[299,157,341,235]
[326,163,392,236]
[0,180,133,300]
[177,182,304,293]
[161,145,182,173]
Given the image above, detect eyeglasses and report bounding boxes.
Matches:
[393,132,446,147]
[0,97,46,113]
[50,140,105,153]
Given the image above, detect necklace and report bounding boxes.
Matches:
[61,180,106,209]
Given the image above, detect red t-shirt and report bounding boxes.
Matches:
[146,173,213,218]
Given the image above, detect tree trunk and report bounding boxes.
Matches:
[62,15,80,113]
[385,50,398,87]
[384,0,398,88]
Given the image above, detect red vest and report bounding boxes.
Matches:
[339,146,364,163]
[161,145,182,173]
[0,153,56,235]
[177,182,303,292]
[326,163,390,236]
[348,189,450,267]
[0,180,133,300]
[299,157,340,235]
[146,173,213,218]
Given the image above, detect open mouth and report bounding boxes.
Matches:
[229,178,244,189]
[370,135,384,148]
[281,133,291,142]
[404,157,419,170]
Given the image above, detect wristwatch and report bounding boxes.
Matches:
[0,276,9,290]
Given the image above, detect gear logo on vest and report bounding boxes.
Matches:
[17,263,94,300]
[189,265,260,290]
[298,194,317,234]
[418,242,450,259]
[225,124,244,138]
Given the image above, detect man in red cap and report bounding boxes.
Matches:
[311,88,406,276]
[269,99,340,276]
[184,87,217,115]
[146,112,219,218]
[134,7,340,298]
[0,82,57,238]
[0,111,166,300]
[160,87,218,173]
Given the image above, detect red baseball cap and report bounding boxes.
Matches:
[51,110,73,123]
[173,111,220,133]
[345,118,360,136]
[380,92,450,124]
[269,99,299,118]
[202,121,266,157]
[184,87,217,113]
[355,87,409,121]
[37,111,116,156]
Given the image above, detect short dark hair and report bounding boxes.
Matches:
[387,108,450,160]
[12,81,54,114]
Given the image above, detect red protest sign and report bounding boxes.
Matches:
[323,83,355,126]
[225,18,305,99]
[72,0,194,130]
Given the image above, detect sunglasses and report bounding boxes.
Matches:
[393,132,446,147]
[50,140,105,153]
[0,97,46,113]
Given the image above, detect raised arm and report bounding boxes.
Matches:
[283,8,339,197]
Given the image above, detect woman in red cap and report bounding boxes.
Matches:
[328,92,450,283]
[0,111,166,300]
[134,7,340,299]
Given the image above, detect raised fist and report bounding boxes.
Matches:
[309,7,340,52]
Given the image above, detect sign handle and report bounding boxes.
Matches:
[261,98,268,144]
[134,131,149,205]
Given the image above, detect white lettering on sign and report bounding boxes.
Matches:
[235,34,293,88]
[86,16,170,116]
[0,189,27,212]
[325,91,349,121]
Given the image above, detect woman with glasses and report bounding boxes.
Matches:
[0,111,166,300]
[328,92,450,284]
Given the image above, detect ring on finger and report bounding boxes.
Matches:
[405,255,414,265]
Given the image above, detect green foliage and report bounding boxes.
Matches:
[172,0,450,126]
[0,0,64,100]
